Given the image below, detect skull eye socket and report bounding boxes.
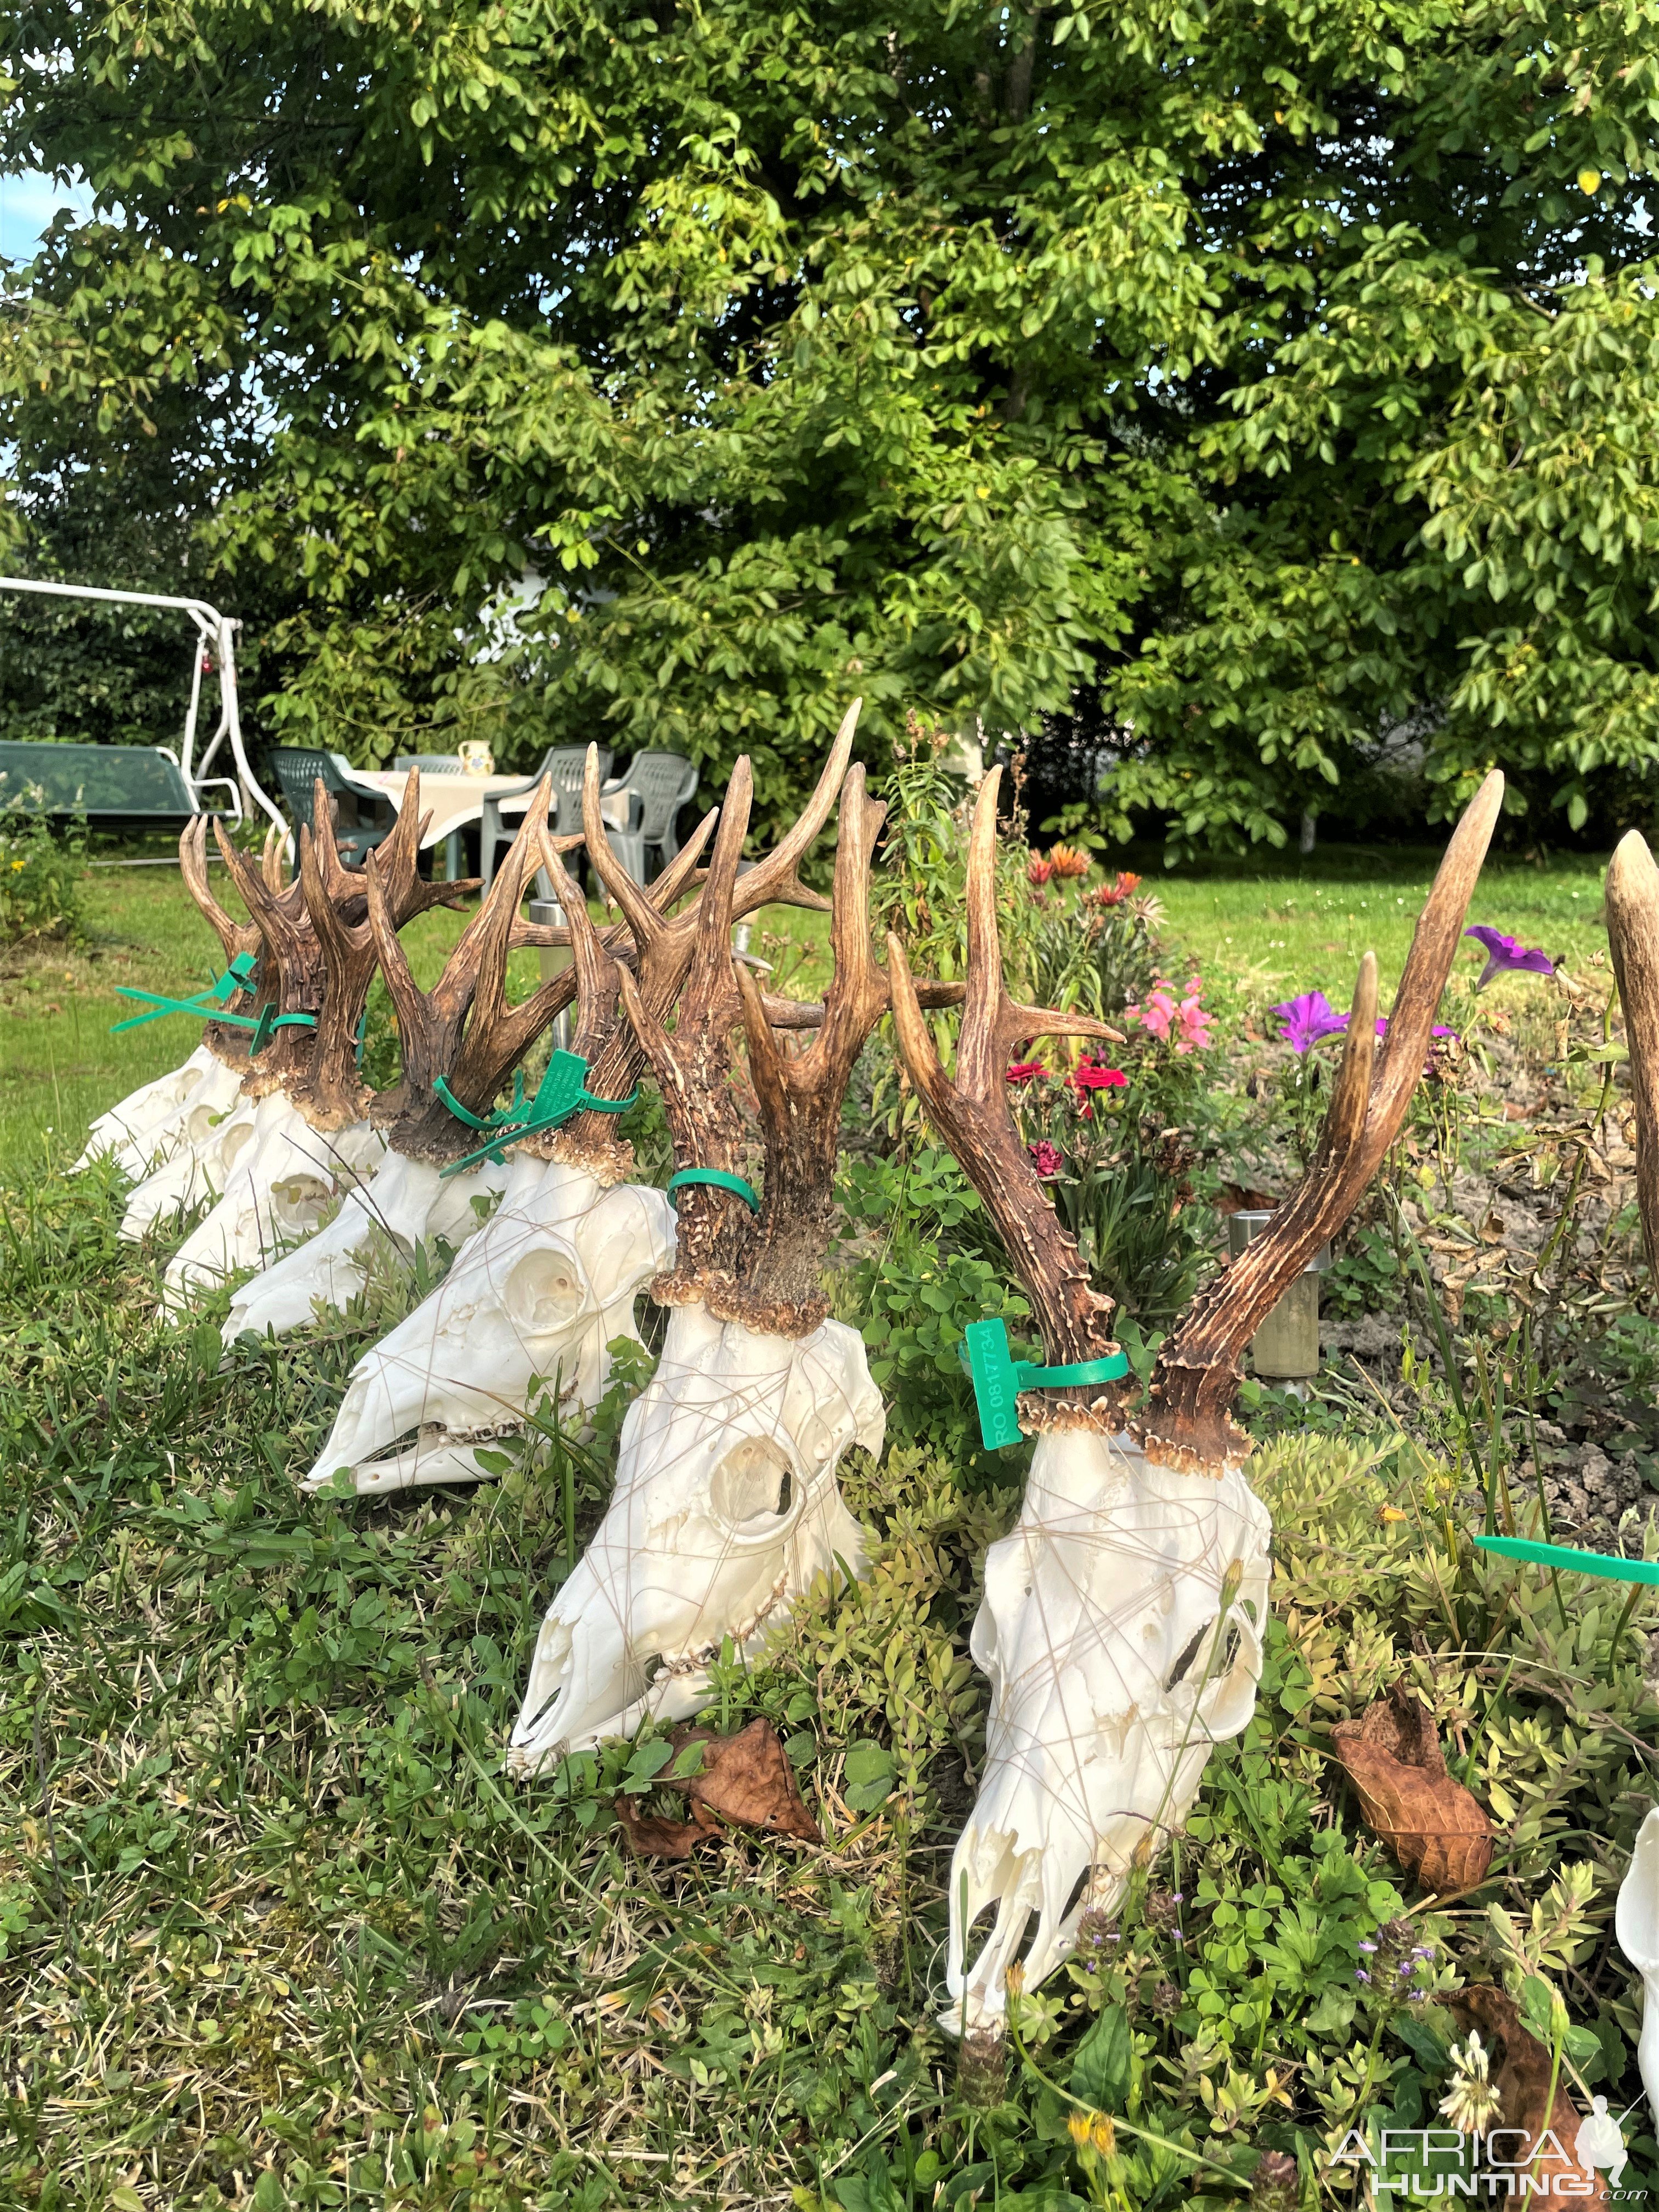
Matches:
[710,1437,795,1534]
[502,1249,584,1336]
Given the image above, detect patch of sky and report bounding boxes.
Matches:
[0,170,98,261]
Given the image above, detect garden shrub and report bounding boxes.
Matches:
[0,796,84,945]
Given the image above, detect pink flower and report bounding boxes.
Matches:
[1174,979,1214,1055]
[1125,985,1178,1042]
[1029,1140,1063,1178]
[1006,1060,1047,1086]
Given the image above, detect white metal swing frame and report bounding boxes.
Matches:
[0,575,287,838]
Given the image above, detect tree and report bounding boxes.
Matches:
[4,0,1659,848]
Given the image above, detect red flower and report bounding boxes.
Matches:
[1069,1064,1127,1091]
[1087,871,1142,909]
[1005,1061,1047,1086]
[1026,857,1054,887]
[1029,1140,1063,1178]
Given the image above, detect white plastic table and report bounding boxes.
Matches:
[357,771,629,879]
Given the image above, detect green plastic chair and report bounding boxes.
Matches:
[267,748,396,868]
[603,752,700,884]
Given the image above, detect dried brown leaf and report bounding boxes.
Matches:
[613,1719,822,1860]
[1451,1987,1609,2212]
[1331,1683,1494,1892]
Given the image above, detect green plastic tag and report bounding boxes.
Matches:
[249,1005,318,1058]
[439,1051,640,1176]
[958,1318,1131,1453]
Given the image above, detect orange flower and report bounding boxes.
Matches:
[1047,843,1092,879]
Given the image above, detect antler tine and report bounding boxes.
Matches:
[214,812,296,930]
[960,767,1121,1088]
[260,824,287,893]
[684,755,753,1014]
[582,744,668,947]
[373,765,479,921]
[1606,831,1659,1276]
[730,698,861,921]
[534,821,619,1064]
[1136,768,1505,1471]
[363,841,429,1060]
[179,815,246,968]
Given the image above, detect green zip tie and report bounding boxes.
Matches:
[439,1051,640,1176]
[111,951,258,1034]
[249,1005,318,1058]
[1475,1534,1659,1587]
[957,1316,1130,1451]
[665,1168,761,1215]
[432,1069,527,1133]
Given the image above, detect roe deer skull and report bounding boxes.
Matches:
[944,1426,1269,2030]
[507,1301,883,1765]
[302,1158,674,1496]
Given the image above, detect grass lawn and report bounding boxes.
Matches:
[0,843,1613,1181]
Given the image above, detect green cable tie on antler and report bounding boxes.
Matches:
[110,950,258,1034]
[957,1316,1129,1451]
[438,1051,639,1176]
[665,1167,760,1214]
[248,1004,318,1058]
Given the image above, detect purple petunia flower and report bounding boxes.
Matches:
[1272,990,1350,1053]
[1465,926,1555,991]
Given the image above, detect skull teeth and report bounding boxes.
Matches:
[646,1570,791,1682]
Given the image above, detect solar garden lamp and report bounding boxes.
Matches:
[1225,1210,1330,1393]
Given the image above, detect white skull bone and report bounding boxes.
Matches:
[302,1157,674,1497]
[1616,1804,1659,2137]
[159,1096,386,1304]
[224,1148,509,1342]
[78,1043,232,1177]
[115,1059,255,1235]
[507,1300,884,1768]
[943,1425,1271,2034]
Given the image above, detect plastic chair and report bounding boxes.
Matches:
[603,751,699,884]
[267,747,395,867]
[479,746,611,889]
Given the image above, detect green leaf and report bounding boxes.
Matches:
[1068,2006,1131,2111]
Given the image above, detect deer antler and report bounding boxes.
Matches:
[178,815,266,1064]
[293,772,476,1128]
[616,759,758,1291]
[367,775,721,1166]
[213,815,335,1095]
[1135,769,1505,1471]
[887,767,1126,1424]
[1607,831,1659,1278]
[578,710,859,1133]
[729,764,910,1334]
